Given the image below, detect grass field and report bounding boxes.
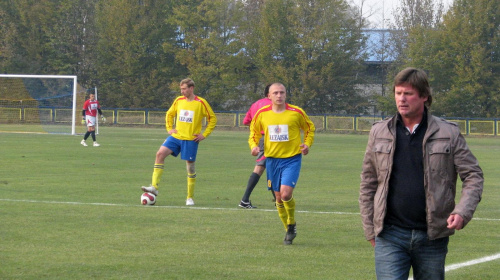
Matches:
[1,126,499,279]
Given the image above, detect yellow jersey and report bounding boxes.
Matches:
[249,104,315,158]
[166,95,217,140]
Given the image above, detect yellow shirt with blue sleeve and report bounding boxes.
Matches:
[165,95,217,140]
[249,104,315,158]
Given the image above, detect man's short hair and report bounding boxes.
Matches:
[269,82,286,92]
[393,67,432,108]
[264,83,272,97]
[180,78,195,88]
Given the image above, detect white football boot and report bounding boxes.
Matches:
[93,142,100,147]
[141,185,159,196]
[81,140,88,147]
[186,198,195,206]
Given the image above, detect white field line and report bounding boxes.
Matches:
[0,198,359,215]
[408,253,500,280]
[1,199,499,221]
[445,253,500,272]
[2,198,499,276]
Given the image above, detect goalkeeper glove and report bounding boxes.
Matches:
[101,116,106,122]
[81,118,86,125]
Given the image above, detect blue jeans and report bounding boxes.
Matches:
[375,225,449,280]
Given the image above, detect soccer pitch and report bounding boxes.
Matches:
[1,127,499,279]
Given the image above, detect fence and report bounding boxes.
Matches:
[102,109,500,136]
[1,107,499,136]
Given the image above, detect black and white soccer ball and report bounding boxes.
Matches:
[141,192,156,205]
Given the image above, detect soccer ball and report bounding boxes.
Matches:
[141,192,156,205]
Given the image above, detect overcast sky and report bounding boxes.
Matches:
[350,0,454,28]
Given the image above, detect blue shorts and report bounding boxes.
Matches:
[162,136,199,161]
[265,154,302,192]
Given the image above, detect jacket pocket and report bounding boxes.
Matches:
[373,139,392,172]
[428,139,451,180]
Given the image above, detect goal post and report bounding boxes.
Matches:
[0,74,83,135]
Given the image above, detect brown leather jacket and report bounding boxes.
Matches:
[359,112,483,240]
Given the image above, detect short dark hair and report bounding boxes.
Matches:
[264,83,272,97]
[393,67,432,108]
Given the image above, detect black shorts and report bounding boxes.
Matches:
[255,137,266,166]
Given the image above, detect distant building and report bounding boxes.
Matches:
[357,29,395,115]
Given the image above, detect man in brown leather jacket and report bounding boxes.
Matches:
[359,68,483,280]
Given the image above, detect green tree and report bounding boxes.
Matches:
[0,3,16,71]
[373,0,449,116]
[95,0,180,108]
[254,0,367,114]
[59,0,98,83]
[42,0,99,87]
[0,0,99,86]
[168,0,250,110]
[234,0,268,105]
[434,0,500,117]
[389,0,444,67]
[398,0,499,117]
[254,0,299,88]
[0,0,54,73]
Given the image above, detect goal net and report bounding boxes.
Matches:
[0,74,87,135]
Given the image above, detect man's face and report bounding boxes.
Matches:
[89,94,95,101]
[269,84,286,106]
[180,84,194,97]
[394,83,427,119]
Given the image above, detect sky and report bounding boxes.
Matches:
[350,0,454,28]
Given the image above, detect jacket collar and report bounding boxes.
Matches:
[387,108,437,138]
[423,108,440,142]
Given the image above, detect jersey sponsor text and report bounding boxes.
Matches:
[179,110,194,123]
[268,125,289,142]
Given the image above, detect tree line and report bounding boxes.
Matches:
[0,0,498,117]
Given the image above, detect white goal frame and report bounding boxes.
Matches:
[0,74,78,135]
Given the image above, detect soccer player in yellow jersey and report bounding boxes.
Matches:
[249,83,315,245]
[142,78,217,206]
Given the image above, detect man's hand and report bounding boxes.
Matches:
[369,239,375,247]
[447,214,464,230]
[168,129,178,135]
[300,144,309,155]
[81,118,86,125]
[251,146,259,156]
[193,133,205,143]
[101,116,106,122]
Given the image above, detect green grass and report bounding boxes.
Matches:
[0,127,499,279]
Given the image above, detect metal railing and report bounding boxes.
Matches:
[1,107,499,136]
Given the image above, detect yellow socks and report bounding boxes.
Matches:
[187,173,196,199]
[152,164,164,189]
[283,197,296,226]
[277,197,296,230]
[276,202,288,231]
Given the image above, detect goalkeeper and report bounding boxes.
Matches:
[238,83,273,209]
[81,92,105,147]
